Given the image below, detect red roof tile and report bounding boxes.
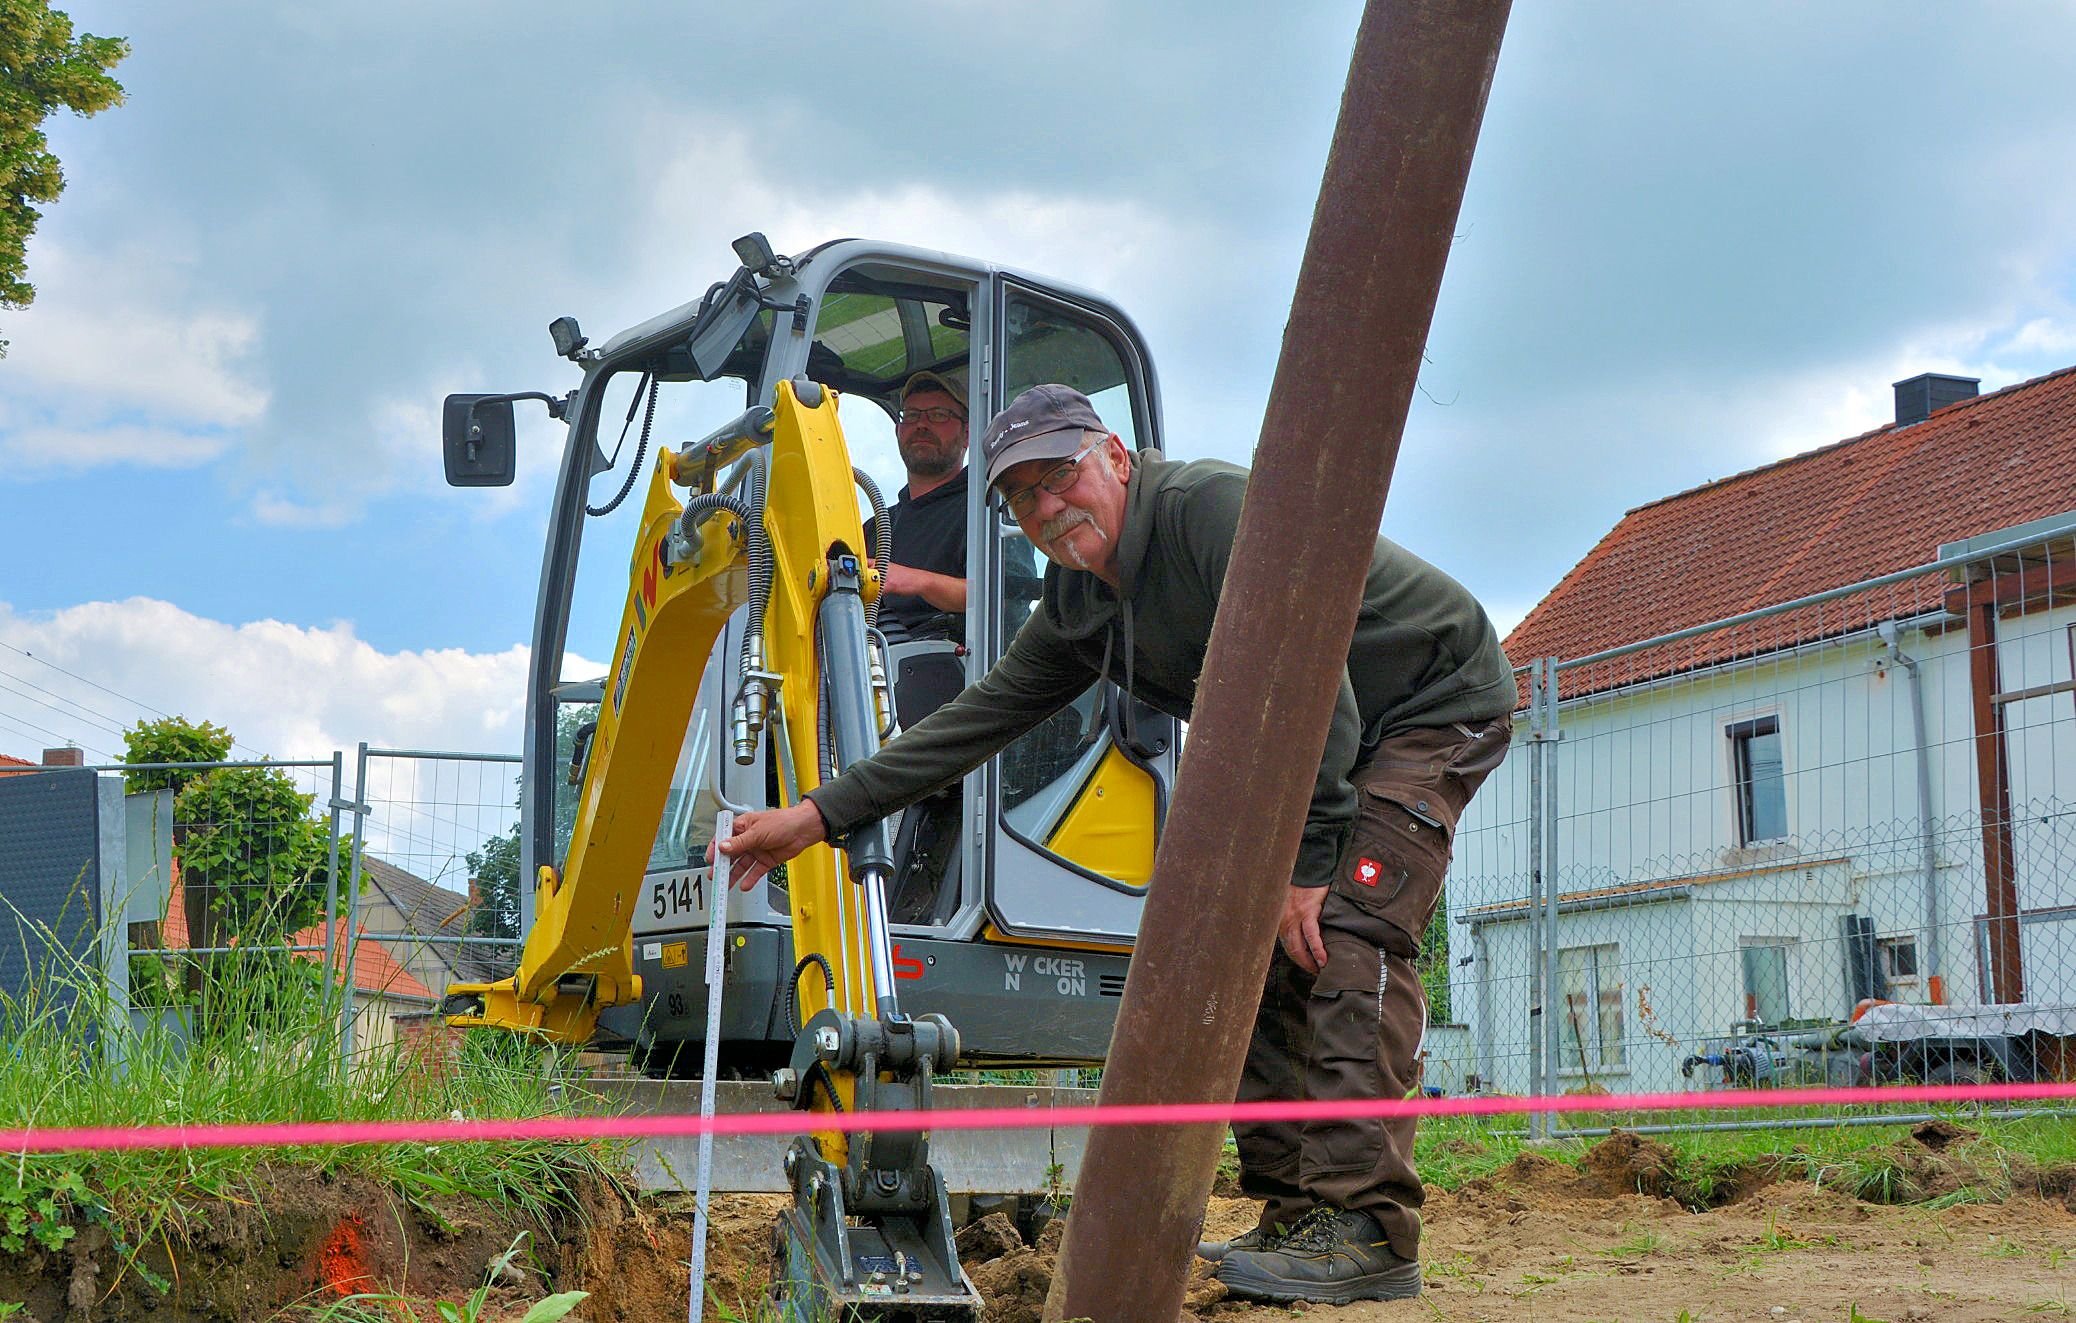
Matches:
[1505,365,2076,696]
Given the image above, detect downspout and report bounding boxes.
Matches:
[1878,622,1943,1001]
[1472,920,1494,1090]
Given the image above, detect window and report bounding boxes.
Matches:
[1729,715,1787,844]
[1555,944,1626,1072]
[1877,935,1922,1001]
[992,292,1147,859]
[1740,940,1791,1024]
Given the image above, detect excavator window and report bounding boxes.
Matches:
[990,291,1161,886]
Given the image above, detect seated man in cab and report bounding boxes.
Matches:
[869,370,972,642]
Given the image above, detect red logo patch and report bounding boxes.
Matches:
[1353,857,1383,887]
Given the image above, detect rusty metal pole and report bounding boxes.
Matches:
[1043,2,1512,1318]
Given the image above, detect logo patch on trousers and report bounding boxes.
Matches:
[1352,857,1384,886]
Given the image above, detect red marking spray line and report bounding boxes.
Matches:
[5,1082,2074,1155]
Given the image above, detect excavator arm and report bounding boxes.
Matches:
[444,376,886,1046]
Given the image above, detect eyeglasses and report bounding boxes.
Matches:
[898,406,965,425]
[999,438,1105,517]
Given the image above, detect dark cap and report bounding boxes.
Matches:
[901,369,967,412]
[981,384,1108,487]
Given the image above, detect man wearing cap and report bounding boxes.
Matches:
[869,370,973,642]
[718,384,1515,1304]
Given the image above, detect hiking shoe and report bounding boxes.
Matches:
[1215,1206,1421,1304]
[1194,1221,1290,1263]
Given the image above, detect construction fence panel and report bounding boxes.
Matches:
[345,747,525,1058]
[1445,535,2076,1128]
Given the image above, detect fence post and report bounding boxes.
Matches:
[339,742,371,1065]
[320,751,347,1032]
[1539,657,1563,1110]
[1526,663,1547,1138]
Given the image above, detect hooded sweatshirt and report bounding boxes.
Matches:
[806,454,1516,887]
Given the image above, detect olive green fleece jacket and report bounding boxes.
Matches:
[806,455,1516,887]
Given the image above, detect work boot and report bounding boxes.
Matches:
[1194,1220,1290,1263]
[1215,1206,1421,1304]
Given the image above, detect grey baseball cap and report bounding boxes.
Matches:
[980,383,1108,487]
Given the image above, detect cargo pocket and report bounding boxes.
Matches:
[1303,941,1390,1173]
[1332,783,1454,957]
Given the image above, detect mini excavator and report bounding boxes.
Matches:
[438,236,1179,1317]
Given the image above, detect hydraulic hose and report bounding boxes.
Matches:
[852,468,889,627]
[731,452,776,765]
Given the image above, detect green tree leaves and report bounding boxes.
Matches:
[120,716,232,795]
[0,0,128,350]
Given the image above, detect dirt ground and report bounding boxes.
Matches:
[6,1130,2073,1320]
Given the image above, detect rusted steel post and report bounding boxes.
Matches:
[1043,1,1513,1318]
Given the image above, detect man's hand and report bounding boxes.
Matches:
[1279,884,1329,974]
[710,801,828,891]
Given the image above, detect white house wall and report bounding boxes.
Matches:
[1450,602,2076,1093]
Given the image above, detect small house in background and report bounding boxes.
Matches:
[1450,367,2076,1093]
[159,856,481,1055]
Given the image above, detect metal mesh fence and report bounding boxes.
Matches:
[1447,537,2076,1129]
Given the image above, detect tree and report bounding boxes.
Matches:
[0,0,127,354]
[120,715,232,795]
[465,824,520,942]
[121,717,342,1015]
[173,766,335,943]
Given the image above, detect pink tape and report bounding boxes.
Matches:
[5,1081,2074,1154]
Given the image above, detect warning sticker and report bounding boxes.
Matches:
[661,942,689,970]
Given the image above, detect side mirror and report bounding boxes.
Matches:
[443,394,517,487]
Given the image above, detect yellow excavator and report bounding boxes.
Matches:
[439,235,1177,1316]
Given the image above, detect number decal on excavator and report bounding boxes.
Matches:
[650,874,705,921]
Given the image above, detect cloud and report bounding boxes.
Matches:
[0,598,537,762]
[0,598,614,876]
[0,239,268,474]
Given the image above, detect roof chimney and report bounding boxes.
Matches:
[42,746,85,767]
[1893,372,1979,427]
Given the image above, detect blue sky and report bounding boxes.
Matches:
[5,1,2076,763]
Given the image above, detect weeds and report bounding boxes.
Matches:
[0,905,624,1284]
[1755,1211,1813,1254]
[1599,1227,1664,1260]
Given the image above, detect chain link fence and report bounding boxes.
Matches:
[0,747,521,1066]
[1448,533,2076,1132]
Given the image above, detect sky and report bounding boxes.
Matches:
[6,0,2076,773]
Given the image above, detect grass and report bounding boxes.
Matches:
[0,908,625,1288]
[1598,1227,1664,1260]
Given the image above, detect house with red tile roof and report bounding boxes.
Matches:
[158,858,467,1055]
[1444,370,2076,1094]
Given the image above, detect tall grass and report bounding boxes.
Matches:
[0,902,624,1263]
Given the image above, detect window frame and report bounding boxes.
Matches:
[1728,713,1788,846]
[1738,938,1793,1025]
[1553,942,1626,1074]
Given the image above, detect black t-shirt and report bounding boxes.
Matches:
[867,467,970,642]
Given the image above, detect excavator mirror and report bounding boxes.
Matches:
[442,394,517,487]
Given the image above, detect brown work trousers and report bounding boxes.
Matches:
[1233,717,1511,1260]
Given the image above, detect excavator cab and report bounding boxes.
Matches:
[463,238,1178,1076]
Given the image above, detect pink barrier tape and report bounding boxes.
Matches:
[5,1081,2075,1155]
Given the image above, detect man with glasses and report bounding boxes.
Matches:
[869,370,973,642]
[718,383,1515,1305]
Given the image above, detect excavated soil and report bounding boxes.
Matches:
[6,1131,2074,1320]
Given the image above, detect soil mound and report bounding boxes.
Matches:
[959,1216,1227,1322]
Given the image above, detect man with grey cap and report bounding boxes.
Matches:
[717,383,1515,1304]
